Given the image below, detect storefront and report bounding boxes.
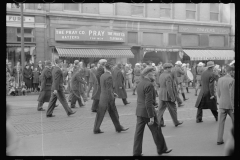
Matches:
[50,26,134,65]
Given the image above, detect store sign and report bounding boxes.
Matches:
[55,27,125,42]
[6,15,35,23]
[144,48,180,52]
[179,26,230,35]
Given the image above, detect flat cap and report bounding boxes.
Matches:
[141,66,155,77]
[163,63,173,69]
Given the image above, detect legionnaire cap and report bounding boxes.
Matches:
[152,63,155,66]
[198,62,204,66]
[206,61,215,68]
[45,60,51,66]
[182,63,186,67]
[175,61,182,65]
[163,63,173,69]
[135,63,140,66]
[141,66,155,76]
[74,60,79,65]
[99,59,107,64]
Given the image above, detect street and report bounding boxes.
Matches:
[6,87,232,156]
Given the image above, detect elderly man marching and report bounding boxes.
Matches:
[132,63,141,95]
[157,63,183,127]
[195,62,205,96]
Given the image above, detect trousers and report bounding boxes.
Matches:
[196,108,218,121]
[158,101,179,126]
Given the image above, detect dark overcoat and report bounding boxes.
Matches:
[33,71,40,84]
[195,69,218,110]
[37,67,52,103]
[112,67,127,99]
[90,68,98,100]
[92,66,104,100]
[71,71,86,95]
[23,67,32,88]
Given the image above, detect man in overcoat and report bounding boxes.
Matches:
[195,62,205,96]
[68,60,80,103]
[46,59,76,117]
[112,63,130,105]
[37,61,58,111]
[91,59,107,112]
[133,66,172,156]
[216,65,234,145]
[132,63,141,95]
[157,63,183,127]
[87,63,97,97]
[195,61,218,123]
[93,61,129,134]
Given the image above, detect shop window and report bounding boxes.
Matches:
[209,35,224,47]
[181,34,199,46]
[64,3,79,12]
[169,34,177,45]
[160,3,171,18]
[99,3,114,15]
[17,28,34,42]
[186,3,197,20]
[210,3,219,21]
[128,32,138,44]
[131,4,144,17]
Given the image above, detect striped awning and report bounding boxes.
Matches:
[183,50,235,61]
[56,48,134,58]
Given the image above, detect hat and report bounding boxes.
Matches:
[105,61,114,69]
[182,63,186,67]
[45,60,51,66]
[214,65,221,71]
[135,63,140,66]
[206,61,215,68]
[74,60,79,65]
[99,59,107,64]
[152,63,155,66]
[141,66,155,77]
[198,62,204,66]
[175,61,182,65]
[163,63,173,69]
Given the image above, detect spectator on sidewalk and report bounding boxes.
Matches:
[23,64,32,92]
[32,67,40,92]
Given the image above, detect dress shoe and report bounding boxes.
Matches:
[133,153,143,156]
[160,124,166,127]
[159,148,173,155]
[195,94,197,96]
[94,130,104,134]
[46,114,55,118]
[178,103,184,107]
[175,121,183,127]
[215,116,218,121]
[116,127,129,133]
[196,120,203,123]
[184,98,188,101]
[132,93,136,95]
[67,111,76,116]
[37,108,45,111]
[92,110,97,112]
[71,106,76,108]
[124,102,131,105]
[217,142,224,145]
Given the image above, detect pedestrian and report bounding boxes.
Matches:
[46,59,76,117]
[23,64,32,92]
[125,64,133,89]
[37,60,59,111]
[191,63,197,88]
[157,63,184,127]
[195,61,218,123]
[93,61,129,134]
[112,63,131,105]
[195,62,205,96]
[87,63,97,98]
[30,64,34,92]
[32,67,40,92]
[13,62,23,88]
[216,65,234,145]
[132,63,141,95]
[181,63,190,93]
[91,59,107,112]
[133,66,172,156]
[68,60,80,103]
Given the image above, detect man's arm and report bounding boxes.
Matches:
[144,84,155,118]
[166,76,175,102]
[209,74,216,97]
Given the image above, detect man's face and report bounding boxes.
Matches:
[59,62,63,68]
[148,72,155,80]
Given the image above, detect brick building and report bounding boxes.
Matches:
[6,3,235,66]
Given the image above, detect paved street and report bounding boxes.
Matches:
[6,87,232,156]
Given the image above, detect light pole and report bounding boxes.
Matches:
[20,3,25,70]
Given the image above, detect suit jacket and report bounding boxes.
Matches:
[51,66,64,91]
[136,77,156,118]
[159,71,177,102]
[112,67,127,99]
[92,66,105,100]
[70,71,86,91]
[40,67,52,91]
[171,66,184,84]
[217,74,234,110]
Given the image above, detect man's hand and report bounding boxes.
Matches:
[148,117,154,126]
[210,96,214,99]
[53,90,57,95]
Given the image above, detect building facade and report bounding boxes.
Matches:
[6,3,235,66]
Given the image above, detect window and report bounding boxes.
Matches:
[210,3,219,21]
[128,32,138,44]
[181,34,199,46]
[64,3,79,11]
[99,3,114,15]
[131,4,144,17]
[160,4,171,18]
[186,3,197,20]
[169,34,177,45]
[17,28,34,42]
[7,3,25,9]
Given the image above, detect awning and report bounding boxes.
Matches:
[56,48,134,58]
[183,50,235,61]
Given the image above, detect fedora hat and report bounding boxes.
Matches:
[206,61,215,68]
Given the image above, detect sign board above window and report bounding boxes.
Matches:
[179,25,230,35]
[6,15,35,23]
[55,27,126,42]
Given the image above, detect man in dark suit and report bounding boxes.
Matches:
[133,66,172,156]
[70,67,87,108]
[68,60,80,103]
[195,61,218,123]
[37,61,58,111]
[87,63,97,97]
[46,59,76,117]
[157,63,183,127]
[93,61,129,134]
[91,59,107,112]
[112,63,130,105]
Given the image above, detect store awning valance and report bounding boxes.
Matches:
[183,50,235,61]
[56,48,134,58]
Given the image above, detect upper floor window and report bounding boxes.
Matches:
[99,3,114,15]
[186,3,197,20]
[64,3,79,12]
[131,4,144,17]
[17,28,34,42]
[160,3,171,18]
[210,3,219,21]
[7,3,25,9]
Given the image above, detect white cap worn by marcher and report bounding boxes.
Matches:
[175,61,182,65]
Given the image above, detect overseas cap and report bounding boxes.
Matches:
[99,59,107,64]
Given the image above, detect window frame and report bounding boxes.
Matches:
[99,3,115,15]
[210,3,220,22]
[16,28,35,43]
[160,3,172,19]
[131,4,145,17]
[186,3,197,21]
[63,3,80,12]
[7,3,25,9]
